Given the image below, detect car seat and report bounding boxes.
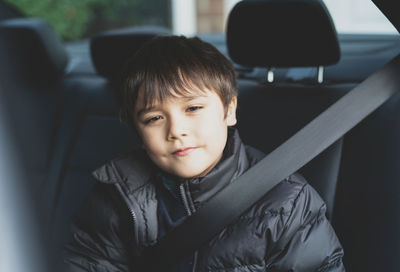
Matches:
[226,0,351,221]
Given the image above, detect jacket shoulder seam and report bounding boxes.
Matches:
[72,225,126,250]
[208,259,266,271]
[281,182,308,233]
[317,253,344,272]
[237,209,291,221]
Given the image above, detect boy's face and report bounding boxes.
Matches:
[133,87,237,179]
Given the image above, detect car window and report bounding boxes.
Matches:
[3,0,397,42]
[323,0,397,34]
[3,0,171,41]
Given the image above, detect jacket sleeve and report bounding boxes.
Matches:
[267,182,345,272]
[63,183,137,272]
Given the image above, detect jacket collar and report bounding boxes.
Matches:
[92,128,256,208]
[178,128,251,209]
[92,147,156,193]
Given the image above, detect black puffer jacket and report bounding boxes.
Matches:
[64,130,344,272]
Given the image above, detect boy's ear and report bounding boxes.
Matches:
[226,96,237,126]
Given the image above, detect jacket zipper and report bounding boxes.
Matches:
[179,182,199,272]
[115,183,141,247]
[192,251,199,272]
[179,182,192,216]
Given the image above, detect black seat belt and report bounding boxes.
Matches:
[143,54,400,271]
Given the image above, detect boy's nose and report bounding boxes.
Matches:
[167,117,188,141]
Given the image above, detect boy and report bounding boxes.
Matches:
[64,36,344,271]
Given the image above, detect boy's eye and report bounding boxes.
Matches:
[145,115,163,124]
[186,106,203,112]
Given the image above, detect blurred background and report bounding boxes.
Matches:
[1,0,397,41]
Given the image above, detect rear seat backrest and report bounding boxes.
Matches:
[0,18,73,269]
[1,18,168,267]
[0,18,68,191]
[333,65,400,271]
[226,0,349,220]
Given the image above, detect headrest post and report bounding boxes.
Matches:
[267,67,274,83]
[317,65,324,84]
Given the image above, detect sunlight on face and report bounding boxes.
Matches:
[134,87,237,179]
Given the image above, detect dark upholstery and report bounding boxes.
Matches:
[227,0,340,67]
[0,18,68,86]
[0,18,73,269]
[48,77,140,253]
[0,18,143,269]
[333,91,400,271]
[227,0,346,220]
[0,18,68,187]
[236,80,351,219]
[90,26,171,80]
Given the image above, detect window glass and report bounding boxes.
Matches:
[4,0,171,41]
[3,0,398,40]
[322,0,397,34]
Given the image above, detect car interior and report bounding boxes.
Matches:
[0,0,400,271]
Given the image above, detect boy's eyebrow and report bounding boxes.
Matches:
[136,94,208,117]
[136,106,156,118]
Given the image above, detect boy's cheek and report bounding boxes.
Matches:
[135,124,153,141]
[142,132,165,154]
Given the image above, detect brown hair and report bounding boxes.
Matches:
[118,35,237,127]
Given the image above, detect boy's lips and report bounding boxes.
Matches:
[172,147,197,156]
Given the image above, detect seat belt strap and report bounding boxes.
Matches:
[143,54,400,271]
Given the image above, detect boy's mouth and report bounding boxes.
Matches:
[172,147,197,156]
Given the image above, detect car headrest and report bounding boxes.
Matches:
[90,26,171,80]
[0,18,68,86]
[227,0,340,67]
